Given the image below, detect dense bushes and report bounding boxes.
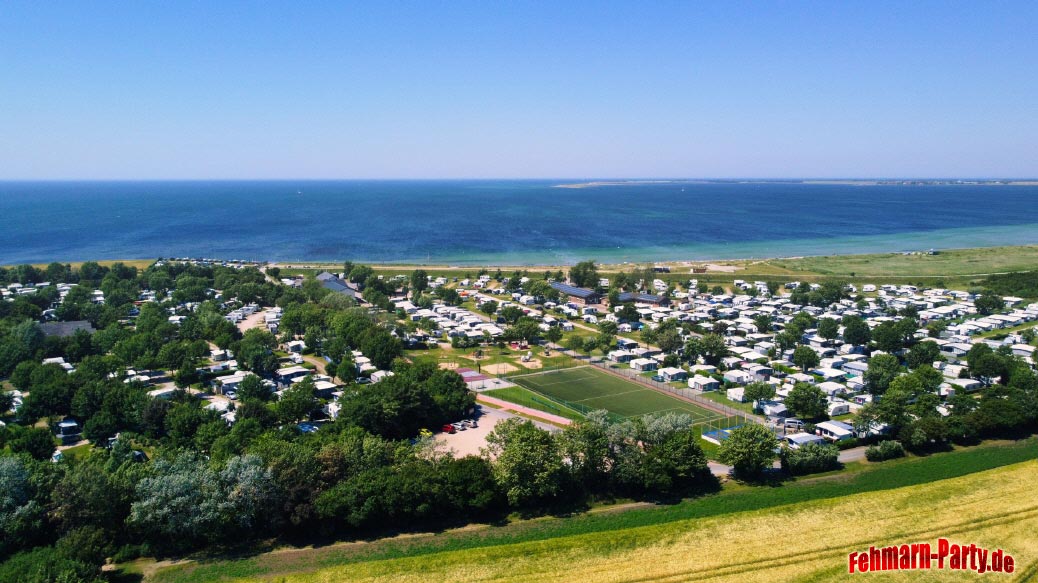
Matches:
[315,456,503,530]
[0,544,105,583]
[339,363,474,439]
[865,440,906,462]
[780,442,841,476]
[488,412,715,507]
[981,270,1038,298]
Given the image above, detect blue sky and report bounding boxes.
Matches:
[1,2,1035,179]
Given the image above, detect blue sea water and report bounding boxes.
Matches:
[1,180,1037,265]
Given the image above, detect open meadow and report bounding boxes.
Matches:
[277,244,1038,295]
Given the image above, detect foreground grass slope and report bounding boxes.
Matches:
[149,440,1037,583]
[164,460,1038,583]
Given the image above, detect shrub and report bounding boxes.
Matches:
[865,440,905,462]
[780,442,840,476]
[835,437,861,450]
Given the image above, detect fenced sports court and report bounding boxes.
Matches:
[507,365,745,433]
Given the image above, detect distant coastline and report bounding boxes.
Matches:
[554,178,1038,188]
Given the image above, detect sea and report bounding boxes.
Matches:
[1,180,1037,266]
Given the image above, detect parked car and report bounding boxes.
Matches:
[441,424,456,434]
[451,422,466,431]
[224,390,237,400]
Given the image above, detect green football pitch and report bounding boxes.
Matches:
[511,366,725,422]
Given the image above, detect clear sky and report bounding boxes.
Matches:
[1,1,1035,179]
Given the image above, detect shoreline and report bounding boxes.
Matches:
[15,243,1038,276]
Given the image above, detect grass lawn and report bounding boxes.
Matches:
[59,442,94,459]
[510,366,723,422]
[483,386,585,421]
[408,343,582,373]
[13,258,157,270]
[698,390,756,414]
[144,436,1038,583]
[764,245,1038,279]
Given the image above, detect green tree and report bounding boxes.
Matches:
[699,334,728,366]
[640,428,711,496]
[564,335,585,354]
[543,326,563,345]
[717,424,777,479]
[792,345,820,372]
[568,260,600,289]
[912,364,945,393]
[127,453,277,552]
[360,329,403,370]
[773,331,798,353]
[872,320,906,353]
[410,269,429,296]
[656,327,683,354]
[499,306,524,324]
[743,381,776,411]
[484,418,567,507]
[1020,327,1036,344]
[683,336,703,364]
[816,318,839,342]
[906,340,941,369]
[237,328,278,376]
[785,382,828,419]
[558,411,610,490]
[841,315,871,346]
[926,320,948,338]
[752,314,773,334]
[974,294,1004,316]
[510,318,541,342]
[236,374,270,401]
[581,336,599,356]
[276,377,319,423]
[8,427,56,460]
[864,353,901,395]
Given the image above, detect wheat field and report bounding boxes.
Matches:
[237,460,1038,583]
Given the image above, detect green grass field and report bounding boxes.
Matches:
[483,386,586,421]
[510,366,723,422]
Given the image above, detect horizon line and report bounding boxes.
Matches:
[1,176,1036,182]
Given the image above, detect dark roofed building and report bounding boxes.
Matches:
[316,271,359,298]
[40,320,96,338]
[315,271,338,281]
[550,281,601,305]
[617,292,670,306]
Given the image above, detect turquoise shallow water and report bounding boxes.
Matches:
[1,180,1036,265]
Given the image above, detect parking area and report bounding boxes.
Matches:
[435,405,559,458]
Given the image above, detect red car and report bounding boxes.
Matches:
[441,424,456,434]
